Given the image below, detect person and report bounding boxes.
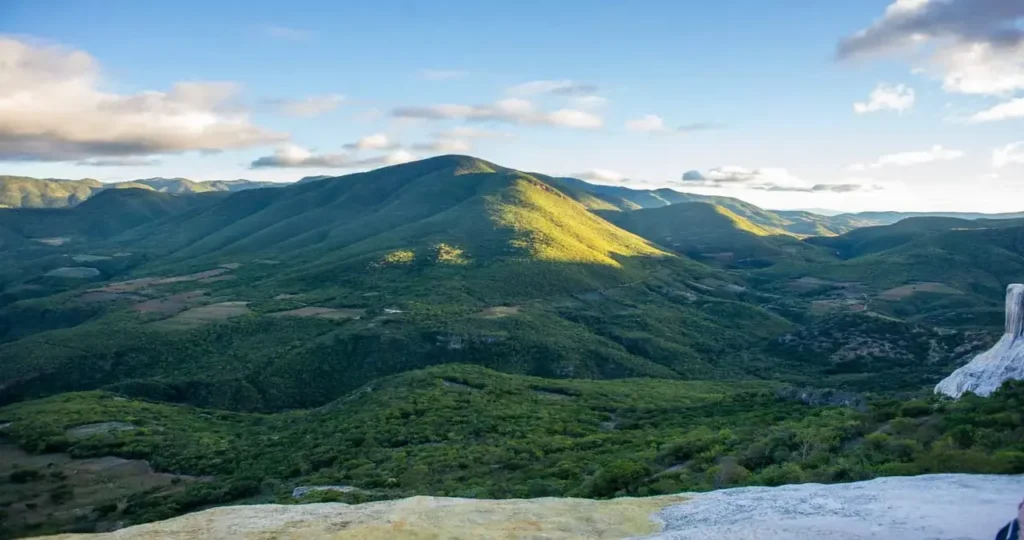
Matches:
[996,500,1023,540]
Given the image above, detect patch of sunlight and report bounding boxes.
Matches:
[491,177,668,266]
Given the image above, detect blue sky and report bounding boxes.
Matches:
[2,0,1023,211]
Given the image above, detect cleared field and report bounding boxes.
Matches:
[476,306,522,318]
[0,442,198,537]
[269,306,364,320]
[97,268,233,293]
[878,282,962,301]
[132,290,207,315]
[45,267,99,278]
[150,301,251,330]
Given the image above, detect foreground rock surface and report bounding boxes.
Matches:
[46,474,1024,539]
[937,283,1024,397]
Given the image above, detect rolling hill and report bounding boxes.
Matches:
[604,202,834,268]
[3,155,1024,537]
[0,156,797,413]
[0,175,278,209]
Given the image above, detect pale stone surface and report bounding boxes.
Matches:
[44,494,681,539]
[936,284,1024,397]
[646,474,1024,540]
[42,474,1024,539]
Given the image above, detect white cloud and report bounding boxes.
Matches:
[251,145,349,168]
[993,141,1024,168]
[837,0,1024,96]
[412,139,472,153]
[344,133,397,151]
[680,167,881,193]
[391,99,602,129]
[250,145,416,169]
[547,108,603,128]
[75,157,161,167]
[853,83,916,114]
[418,69,468,80]
[383,149,417,165]
[573,169,628,183]
[507,80,598,96]
[432,127,513,140]
[626,115,721,134]
[625,114,666,133]
[272,94,345,118]
[0,37,284,162]
[936,41,1024,96]
[852,145,965,169]
[969,97,1024,122]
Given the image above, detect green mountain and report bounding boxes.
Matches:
[754,218,1024,331]
[0,188,226,242]
[0,176,104,209]
[541,176,860,236]
[0,175,278,209]
[604,202,835,268]
[0,156,794,413]
[4,155,1024,537]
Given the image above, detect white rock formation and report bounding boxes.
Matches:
[936,284,1024,398]
[646,474,1024,540]
[43,474,1024,540]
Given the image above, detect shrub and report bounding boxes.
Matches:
[8,469,42,483]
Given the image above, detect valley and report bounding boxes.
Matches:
[1,156,1022,537]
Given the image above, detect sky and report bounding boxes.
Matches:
[1,0,1023,212]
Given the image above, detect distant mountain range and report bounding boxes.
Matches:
[0,175,279,209]
[5,172,1021,237]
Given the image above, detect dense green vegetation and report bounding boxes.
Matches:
[2,155,1023,537]
[3,364,1024,534]
[605,202,835,268]
[0,175,275,209]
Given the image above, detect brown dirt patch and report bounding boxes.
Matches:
[0,442,199,537]
[476,306,521,319]
[878,282,962,301]
[152,268,229,285]
[77,291,145,304]
[787,277,836,291]
[96,277,159,293]
[198,275,237,284]
[151,301,251,330]
[269,307,364,320]
[132,290,207,315]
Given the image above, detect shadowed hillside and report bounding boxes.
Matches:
[604,202,835,268]
[0,156,797,413]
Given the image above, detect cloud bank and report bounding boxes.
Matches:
[0,37,284,162]
[391,99,602,129]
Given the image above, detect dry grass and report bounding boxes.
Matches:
[878,282,962,301]
[150,301,251,330]
[476,306,522,319]
[269,307,365,320]
[132,291,207,315]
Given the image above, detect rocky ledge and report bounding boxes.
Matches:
[45,474,1024,540]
